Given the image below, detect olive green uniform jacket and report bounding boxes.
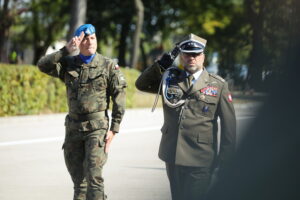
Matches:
[37,47,126,133]
[136,62,236,169]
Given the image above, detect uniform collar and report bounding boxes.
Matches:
[74,52,103,68]
[79,53,95,64]
[186,69,203,83]
[189,68,209,94]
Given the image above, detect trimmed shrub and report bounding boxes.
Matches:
[0,64,67,116]
[0,64,156,116]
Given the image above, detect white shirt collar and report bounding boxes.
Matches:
[186,69,203,83]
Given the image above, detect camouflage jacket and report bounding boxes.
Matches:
[37,47,126,133]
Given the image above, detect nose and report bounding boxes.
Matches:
[188,56,195,61]
[86,38,91,45]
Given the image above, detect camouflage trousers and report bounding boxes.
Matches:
[63,123,108,200]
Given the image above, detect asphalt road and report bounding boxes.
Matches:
[0,105,259,200]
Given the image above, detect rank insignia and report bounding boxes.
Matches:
[200,86,218,96]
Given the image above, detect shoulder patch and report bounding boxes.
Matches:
[209,73,225,82]
[114,64,120,70]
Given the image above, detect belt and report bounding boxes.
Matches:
[68,111,105,121]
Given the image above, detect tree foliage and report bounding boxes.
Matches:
[20,0,70,64]
[0,0,28,62]
[244,0,299,90]
[2,0,299,91]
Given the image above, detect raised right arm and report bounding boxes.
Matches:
[136,45,180,93]
[37,47,69,79]
[37,32,84,78]
[135,62,165,94]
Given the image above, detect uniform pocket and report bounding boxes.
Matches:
[197,134,212,144]
[65,70,79,99]
[189,95,218,118]
[98,134,106,148]
[92,77,107,92]
[89,119,108,131]
[89,68,108,91]
[65,70,79,85]
[89,67,104,79]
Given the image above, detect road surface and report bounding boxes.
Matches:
[0,105,260,200]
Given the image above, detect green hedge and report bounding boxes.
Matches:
[0,64,152,117]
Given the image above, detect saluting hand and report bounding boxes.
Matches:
[105,130,116,153]
[66,31,84,53]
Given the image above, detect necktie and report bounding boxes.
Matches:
[188,74,194,87]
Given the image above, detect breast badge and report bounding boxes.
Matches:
[200,86,218,96]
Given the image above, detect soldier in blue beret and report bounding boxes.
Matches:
[37,24,127,200]
[136,33,236,200]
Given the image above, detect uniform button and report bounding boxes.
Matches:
[182,116,186,119]
[180,126,183,129]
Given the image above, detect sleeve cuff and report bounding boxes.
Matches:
[154,61,167,73]
[110,122,120,133]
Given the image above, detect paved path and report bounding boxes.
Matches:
[0,105,259,200]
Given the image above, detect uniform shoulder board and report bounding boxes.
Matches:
[102,56,116,69]
[209,73,225,82]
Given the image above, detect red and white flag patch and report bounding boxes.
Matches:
[228,94,233,102]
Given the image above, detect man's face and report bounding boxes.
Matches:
[79,33,97,56]
[180,52,205,74]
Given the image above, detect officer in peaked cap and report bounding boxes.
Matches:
[136,33,236,200]
[37,24,127,200]
[179,33,207,53]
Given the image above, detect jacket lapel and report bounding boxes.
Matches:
[177,70,190,93]
[189,69,209,94]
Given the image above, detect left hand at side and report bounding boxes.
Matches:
[105,130,116,153]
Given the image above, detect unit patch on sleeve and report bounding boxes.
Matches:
[114,64,120,70]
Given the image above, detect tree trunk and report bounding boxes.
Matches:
[66,0,87,41]
[139,39,147,70]
[0,0,28,63]
[0,26,9,63]
[33,46,47,65]
[245,0,266,91]
[286,0,300,73]
[118,17,132,66]
[0,0,12,63]
[130,0,144,68]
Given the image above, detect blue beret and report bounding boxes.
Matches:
[74,24,96,37]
